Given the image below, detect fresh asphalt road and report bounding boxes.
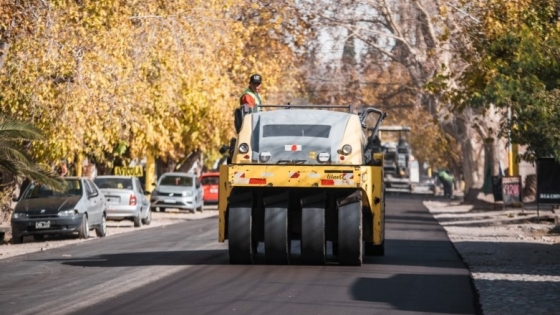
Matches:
[0,195,480,315]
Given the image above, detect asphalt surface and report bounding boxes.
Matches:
[0,195,480,315]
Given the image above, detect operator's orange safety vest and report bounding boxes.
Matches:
[240,88,262,111]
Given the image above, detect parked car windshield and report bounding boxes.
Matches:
[22,179,83,199]
[201,176,219,185]
[159,175,193,186]
[94,178,133,190]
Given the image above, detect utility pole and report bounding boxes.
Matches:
[507,107,520,176]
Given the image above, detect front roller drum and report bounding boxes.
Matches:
[338,199,362,266]
[228,199,254,264]
[264,199,290,264]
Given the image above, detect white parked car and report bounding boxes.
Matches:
[94,176,151,227]
[150,172,204,213]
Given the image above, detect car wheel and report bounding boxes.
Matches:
[78,215,89,239]
[142,208,152,225]
[11,234,23,244]
[134,211,142,228]
[95,215,107,237]
[33,234,45,241]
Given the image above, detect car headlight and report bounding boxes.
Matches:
[59,209,77,217]
[182,191,193,196]
[13,212,28,219]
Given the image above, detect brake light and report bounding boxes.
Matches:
[129,194,137,206]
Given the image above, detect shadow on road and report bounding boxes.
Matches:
[35,250,230,266]
[30,237,472,269]
[351,274,480,314]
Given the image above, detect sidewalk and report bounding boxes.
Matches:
[424,199,560,315]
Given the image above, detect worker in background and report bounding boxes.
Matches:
[239,73,263,113]
[438,169,455,198]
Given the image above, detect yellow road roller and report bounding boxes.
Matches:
[218,105,387,265]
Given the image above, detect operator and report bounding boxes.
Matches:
[239,73,263,113]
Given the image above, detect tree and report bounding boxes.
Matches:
[299,0,477,189]
[0,1,308,176]
[454,0,560,162]
[0,117,63,217]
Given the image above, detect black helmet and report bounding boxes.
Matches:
[249,74,262,84]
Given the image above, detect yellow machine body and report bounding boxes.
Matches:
[219,106,387,265]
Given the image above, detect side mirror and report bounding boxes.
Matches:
[234,107,244,134]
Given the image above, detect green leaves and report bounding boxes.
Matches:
[0,117,63,190]
[455,0,560,160]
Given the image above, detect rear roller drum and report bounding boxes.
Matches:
[301,206,325,265]
[228,200,254,264]
[264,203,290,265]
[338,199,362,266]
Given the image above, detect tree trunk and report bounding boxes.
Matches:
[176,149,203,176]
[0,41,8,73]
[155,157,177,179]
[0,173,19,224]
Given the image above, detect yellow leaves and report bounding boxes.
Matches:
[1,0,302,165]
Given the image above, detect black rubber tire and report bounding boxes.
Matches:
[134,210,142,228]
[338,200,362,266]
[264,205,290,265]
[332,242,339,256]
[228,203,254,264]
[96,215,107,237]
[11,234,23,244]
[301,206,325,265]
[33,234,45,241]
[364,241,384,256]
[142,208,152,225]
[78,215,89,239]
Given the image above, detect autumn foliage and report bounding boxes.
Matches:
[0,0,305,168]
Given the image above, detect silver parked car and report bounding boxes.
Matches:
[94,176,151,227]
[150,172,204,213]
[11,177,107,244]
